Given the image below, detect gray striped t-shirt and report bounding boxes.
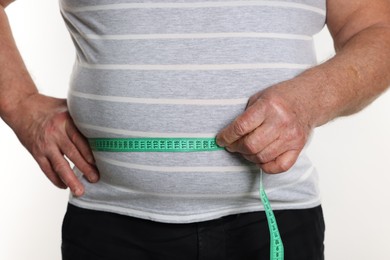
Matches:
[61,0,326,223]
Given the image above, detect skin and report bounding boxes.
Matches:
[0,0,390,196]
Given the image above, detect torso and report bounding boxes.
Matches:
[61,0,326,223]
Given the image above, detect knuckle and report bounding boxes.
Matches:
[279,163,290,172]
[233,118,249,136]
[43,121,59,136]
[278,113,293,129]
[256,152,269,163]
[243,139,258,154]
[42,112,69,136]
[66,146,80,160]
[69,131,79,144]
[243,154,256,164]
[264,95,282,110]
[283,125,302,142]
[278,159,293,172]
[53,162,69,175]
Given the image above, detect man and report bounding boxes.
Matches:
[1,0,389,259]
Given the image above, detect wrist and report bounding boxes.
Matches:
[0,89,39,127]
[283,67,342,129]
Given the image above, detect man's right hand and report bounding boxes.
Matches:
[0,2,98,196]
[6,93,99,196]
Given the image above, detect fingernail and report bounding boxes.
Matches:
[74,188,83,197]
[216,137,225,147]
[88,174,99,182]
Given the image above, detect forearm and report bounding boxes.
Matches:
[290,24,390,128]
[0,5,38,124]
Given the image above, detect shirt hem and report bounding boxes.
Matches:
[69,196,322,224]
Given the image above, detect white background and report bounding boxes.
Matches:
[1,1,389,259]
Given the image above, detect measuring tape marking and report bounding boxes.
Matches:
[88,137,224,152]
[260,169,284,260]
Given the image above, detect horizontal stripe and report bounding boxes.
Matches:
[94,154,258,193]
[94,154,259,172]
[79,32,312,41]
[68,94,244,135]
[71,198,265,223]
[62,1,326,16]
[94,149,251,168]
[69,97,243,135]
[70,66,303,99]
[79,62,312,71]
[61,0,326,10]
[61,3,326,37]
[74,35,316,65]
[70,90,248,105]
[99,181,259,199]
[76,122,218,138]
[96,167,314,199]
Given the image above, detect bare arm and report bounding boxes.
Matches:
[216,0,390,174]
[0,0,37,116]
[0,1,99,195]
[292,0,390,127]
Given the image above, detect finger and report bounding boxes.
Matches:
[245,92,262,109]
[36,156,67,189]
[65,119,95,165]
[259,150,300,174]
[59,138,99,183]
[242,138,287,164]
[225,122,278,154]
[216,101,266,147]
[48,150,84,196]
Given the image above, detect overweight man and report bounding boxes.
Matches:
[0,0,389,259]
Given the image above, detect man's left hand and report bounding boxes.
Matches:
[216,82,313,174]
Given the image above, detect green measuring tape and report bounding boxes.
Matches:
[260,169,284,259]
[89,137,223,152]
[89,137,284,260]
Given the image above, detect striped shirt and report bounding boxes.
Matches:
[60,0,326,223]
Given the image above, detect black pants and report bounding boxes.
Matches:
[62,204,325,260]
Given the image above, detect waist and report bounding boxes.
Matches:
[70,150,320,223]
